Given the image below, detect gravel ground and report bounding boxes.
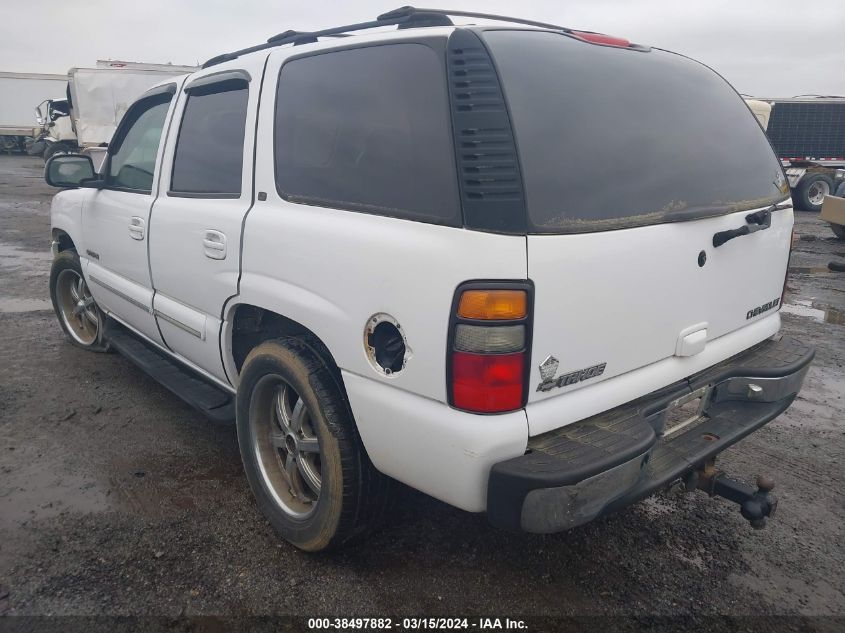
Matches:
[0,155,843,629]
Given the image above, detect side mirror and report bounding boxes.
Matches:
[44,154,100,188]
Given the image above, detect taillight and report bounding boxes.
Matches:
[781,227,795,307]
[571,31,631,48]
[448,283,532,414]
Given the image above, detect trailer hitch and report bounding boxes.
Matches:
[685,460,778,529]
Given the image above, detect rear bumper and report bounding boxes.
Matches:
[487,335,814,533]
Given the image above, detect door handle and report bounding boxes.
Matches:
[203,230,227,260]
[129,216,145,240]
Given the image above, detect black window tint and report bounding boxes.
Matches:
[275,43,460,224]
[483,31,788,233]
[171,84,248,195]
[108,98,170,193]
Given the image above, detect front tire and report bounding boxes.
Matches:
[236,337,392,551]
[49,250,109,352]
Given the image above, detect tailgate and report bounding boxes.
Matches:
[527,206,792,406]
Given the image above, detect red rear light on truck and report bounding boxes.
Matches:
[781,227,795,307]
[571,31,631,48]
[448,283,533,414]
[453,352,524,412]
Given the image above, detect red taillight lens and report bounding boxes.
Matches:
[452,351,524,413]
[571,31,631,48]
[781,227,795,307]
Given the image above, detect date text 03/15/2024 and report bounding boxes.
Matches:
[307,617,528,630]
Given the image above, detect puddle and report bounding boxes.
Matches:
[781,299,845,325]
[0,297,52,313]
[0,450,112,529]
[107,456,243,517]
[0,241,50,275]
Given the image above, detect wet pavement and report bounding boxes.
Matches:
[0,155,843,625]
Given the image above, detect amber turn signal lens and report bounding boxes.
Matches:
[458,290,527,320]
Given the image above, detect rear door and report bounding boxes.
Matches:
[148,64,260,383]
[482,30,792,430]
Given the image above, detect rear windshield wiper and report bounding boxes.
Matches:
[712,206,773,248]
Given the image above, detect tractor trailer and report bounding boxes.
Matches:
[0,72,67,152]
[749,97,845,212]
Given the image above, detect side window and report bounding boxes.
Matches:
[170,81,249,196]
[274,43,460,225]
[107,95,171,193]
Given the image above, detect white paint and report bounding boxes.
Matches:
[527,207,792,411]
[342,371,528,511]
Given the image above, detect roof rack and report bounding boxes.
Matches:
[378,6,572,32]
[202,7,571,68]
[201,6,577,68]
[202,8,448,68]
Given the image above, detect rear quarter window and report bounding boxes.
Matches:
[170,82,249,196]
[483,30,788,233]
[274,42,461,225]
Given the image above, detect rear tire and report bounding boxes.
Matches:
[236,337,393,551]
[794,173,834,212]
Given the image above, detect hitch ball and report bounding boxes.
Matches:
[741,475,777,529]
[697,466,778,529]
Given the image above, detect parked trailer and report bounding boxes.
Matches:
[36,64,196,165]
[765,98,845,212]
[0,72,67,152]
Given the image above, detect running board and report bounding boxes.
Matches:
[105,320,235,424]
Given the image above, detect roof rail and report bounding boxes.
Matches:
[378,6,572,32]
[202,8,453,68]
[201,6,577,69]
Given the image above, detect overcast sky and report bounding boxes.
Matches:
[1,0,843,98]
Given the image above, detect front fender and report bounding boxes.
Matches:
[50,188,87,257]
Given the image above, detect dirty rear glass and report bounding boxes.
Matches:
[483,30,788,233]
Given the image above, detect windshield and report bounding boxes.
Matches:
[483,30,788,233]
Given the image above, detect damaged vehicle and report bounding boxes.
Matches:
[44,7,813,551]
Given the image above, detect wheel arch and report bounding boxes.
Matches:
[51,228,76,253]
[226,302,344,390]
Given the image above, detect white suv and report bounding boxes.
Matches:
[44,7,813,551]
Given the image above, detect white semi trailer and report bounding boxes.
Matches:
[34,61,197,165]
[747,97,845,212]
[0,72,67,152]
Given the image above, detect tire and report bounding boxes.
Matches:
[236,337,393,551]
[794,173,834,212]
[43,142,75,162]
[1,136,18,153]
[836,181,845,198]
[49,250,109,352]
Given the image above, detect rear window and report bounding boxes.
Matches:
[274,43,460,225]
[483,30,788,233]
[171,83,248,196]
